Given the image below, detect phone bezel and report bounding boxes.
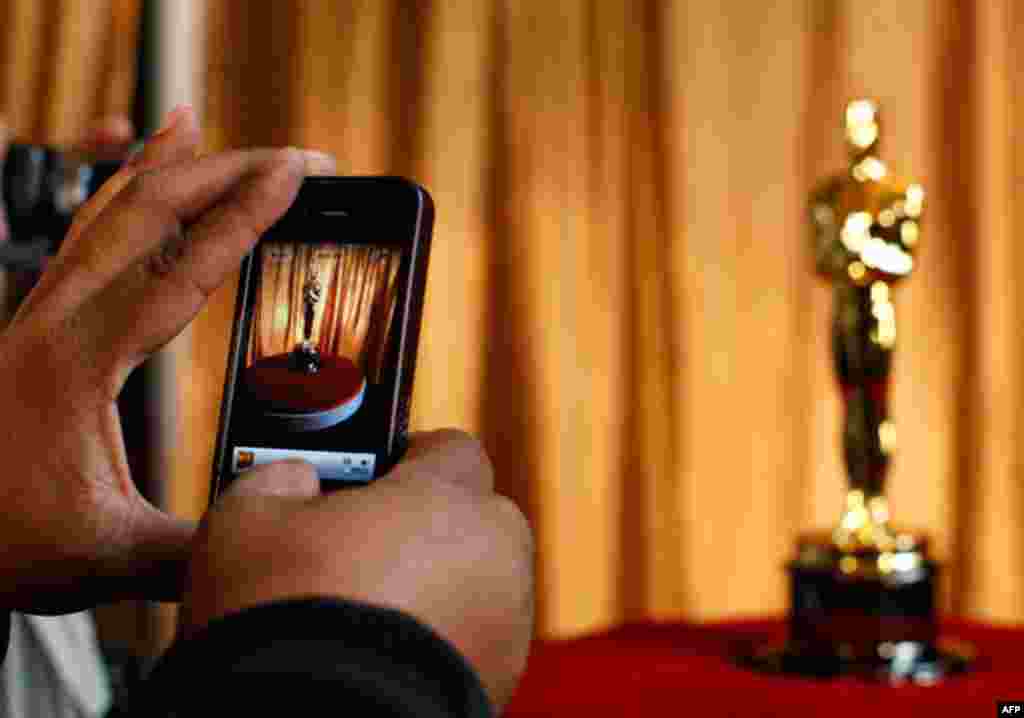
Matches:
[210,176,433,502]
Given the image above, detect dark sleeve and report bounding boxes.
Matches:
[0,612,7,664]
[130,598,494,717]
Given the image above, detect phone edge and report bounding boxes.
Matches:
[209,251,255,505]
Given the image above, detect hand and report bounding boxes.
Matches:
[182,429,535,711]
[0,105,336,614]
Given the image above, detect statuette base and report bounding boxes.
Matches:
[740,531,973,683]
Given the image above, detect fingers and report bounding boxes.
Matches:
[69,132,327,265]
[94,148,309,375]
[27,147,304,333]
[384,429,496,494]
[62,105,198,255]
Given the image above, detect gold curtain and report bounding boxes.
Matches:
[247,242,400,382]
[178,0,1024,639]
[0,0,139,144]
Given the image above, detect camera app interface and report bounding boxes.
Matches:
[227,238,403,483]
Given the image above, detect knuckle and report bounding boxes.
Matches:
[117,175,179,229]
[438,428,495,471]
[488,495,536,619]
[146,224,188,279]
[110,174,184,247]
[172,207,259,300]
[492,494,534,555]
[173,255,213,304]
[217,201,263,250]
[430,428,496,494]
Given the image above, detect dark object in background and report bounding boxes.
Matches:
[0,143,122,337]
[1,143,120,271]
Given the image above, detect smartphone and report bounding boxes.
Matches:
[211,176,433,499]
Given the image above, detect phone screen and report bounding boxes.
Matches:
[214,178,431,495]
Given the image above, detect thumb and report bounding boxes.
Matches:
[222,459,321,501]
[175,461,318,638]
[122,461,318,604]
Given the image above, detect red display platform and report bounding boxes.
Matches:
[243,354,364,413]
[504,619,1023,717]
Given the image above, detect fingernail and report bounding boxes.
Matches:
[153,104,191,138]
[301,149,336,175]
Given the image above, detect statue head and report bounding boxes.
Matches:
[811,99,923,287]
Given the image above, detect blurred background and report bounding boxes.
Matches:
[1,0,1022,670]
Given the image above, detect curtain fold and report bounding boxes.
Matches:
[0,0,139,144]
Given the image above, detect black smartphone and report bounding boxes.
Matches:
[211,176,433,500]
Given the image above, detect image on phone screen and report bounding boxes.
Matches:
[231,241,402,480]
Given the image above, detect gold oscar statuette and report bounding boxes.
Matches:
[742,99,973,683]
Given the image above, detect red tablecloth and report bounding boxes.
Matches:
[504,619,1023,717]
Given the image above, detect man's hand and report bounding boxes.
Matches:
[183,430,535,711]
[0,106,334,614]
